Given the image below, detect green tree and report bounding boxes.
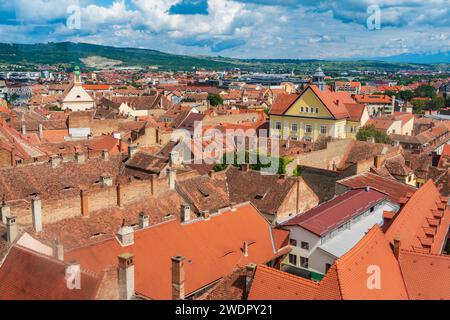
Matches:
[356,125,391,144]
[426,97,445,110]
[414,85,437,99]
[399,90,414,102]
[207,94,223,107]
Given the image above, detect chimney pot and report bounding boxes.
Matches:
[244,263,256,299]
[6,215,18,244]
[100,174,113,187]
[118,253,135,300]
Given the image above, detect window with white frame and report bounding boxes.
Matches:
[289,254,297,266]
[305,125,312,134]
[300,257,309,268]
[320,125,327,135]
[291,123,298,132]
[275,121,281,130]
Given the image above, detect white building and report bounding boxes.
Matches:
[61,66,95,112]
[281,188,399,280]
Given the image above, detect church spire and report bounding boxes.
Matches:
[312,66,326,91]
[74,65,82,85]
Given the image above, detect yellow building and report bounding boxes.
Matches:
[269,84,369,142]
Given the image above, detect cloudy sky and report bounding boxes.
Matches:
[0,0,449,59]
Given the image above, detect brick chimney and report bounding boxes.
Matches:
[171,256,185,300]
[244,263,256,299]
[10,147,16,167]
[1,201,11,224]
[31,195,42,233]
[139,212,149,229]
[181,204,191,223]
[53,239,64,261]
[393,236,401,259]
[38,123,43,139]
[241,163,250,172]
[80,189,89,217]
[116,183,124,208]
[118,253,135,300]
[6,215,18,244]
[168,168,176,190]
[117,223,134,246]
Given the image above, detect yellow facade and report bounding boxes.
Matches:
[270,89,350,142]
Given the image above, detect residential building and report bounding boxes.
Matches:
[281,188,399,279]
[353,94,394,116]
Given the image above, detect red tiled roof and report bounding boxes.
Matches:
[65,203,288,300]
[398,250,450,300]
[83,84,111,91]
[337,172,417,203]
[269,94,299,115]
[354,94,392,104]
[282,188,388,236]
[315,225,408,300]
[345,103,366,122]
[0,246,102,300]
[248,265,319,300]
[385,180,450,254]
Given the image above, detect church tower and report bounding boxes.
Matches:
[312,66,326,91]
[74,65,82,86]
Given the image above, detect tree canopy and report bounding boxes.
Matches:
[356,125,392,144]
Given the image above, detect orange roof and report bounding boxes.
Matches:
[65,203,289,300]
[0,246,102,300]
[354,94,392,104]
[269,85,350,120]
[41,129,69,144]
[315,225,408,300]
[385,180,450,254]
[248,265,319,300]
[269,93,299,115]
[88,135,127,155]
[345,103,366,122]
[83,84,111,91]
[398,250,450,300]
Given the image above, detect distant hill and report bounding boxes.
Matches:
[0,42,445,72]
[369,51,450,64]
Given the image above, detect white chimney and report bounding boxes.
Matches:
[53,239,64,261]
[6,215,18,244]
[50,155,61,168]
[100,174,113,187]
[139,212,149,229]
[181,204,191,223]
[102,149,110,161]
[31,195,42,233]
[168,168,176,190]
[75,152,85,164]
[128,144,138,159]
[118,253,135,300]
[243,241,249,257]
[1,201,11,224]
[117,225,134,246]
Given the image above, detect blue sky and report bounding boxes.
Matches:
[0,0,449,59]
